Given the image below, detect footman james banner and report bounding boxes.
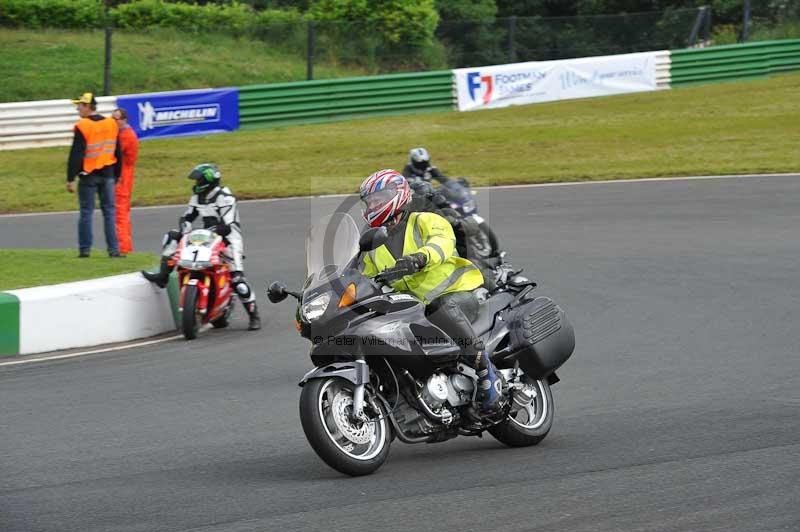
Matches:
[117,88,239,139]
[454,52,659,111]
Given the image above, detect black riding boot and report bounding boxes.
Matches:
[141,258,170,288]
[244,301,261,331]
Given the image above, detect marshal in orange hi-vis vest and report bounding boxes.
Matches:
[75,117,119,173]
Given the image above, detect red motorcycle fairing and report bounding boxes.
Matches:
[208,267,233,318]
[175,232,233,326]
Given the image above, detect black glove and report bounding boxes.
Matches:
[167,230,183,242]
[395,253,427,274]
[375,253,427,284]
[214,224,232,237]
[432,193,449,208]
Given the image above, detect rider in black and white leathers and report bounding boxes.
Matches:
[174,186,245,271]
[142,164,261,330]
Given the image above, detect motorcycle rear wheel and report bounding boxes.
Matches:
[210,304,232,329]
[299,377,390,476]
[489,377,553,447]
[181,285,200,340]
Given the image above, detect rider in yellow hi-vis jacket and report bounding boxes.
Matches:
[359,169,503,413]
[361,210,483,304]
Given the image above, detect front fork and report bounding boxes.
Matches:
[351,357,369,421]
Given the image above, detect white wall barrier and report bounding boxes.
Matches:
[0,96,117,151]
[454,50,669,112]
[6,273,175,355]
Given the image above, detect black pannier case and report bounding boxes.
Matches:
[507,297,575,378]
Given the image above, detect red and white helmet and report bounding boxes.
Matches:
[359,169,411,228]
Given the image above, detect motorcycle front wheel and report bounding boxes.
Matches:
[181,284,200,340]
[488,376,553,447]
[299,377,390,476]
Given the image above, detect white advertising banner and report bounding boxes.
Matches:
[454,51,659,111]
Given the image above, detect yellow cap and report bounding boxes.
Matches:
[71,92,96,105]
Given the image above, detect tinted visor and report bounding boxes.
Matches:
[412,159,428,170]
[361,183,398,210]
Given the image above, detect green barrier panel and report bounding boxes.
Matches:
[166,271,181,330]
[0,292,20,356]
[239,70,455,129]
[670,39,800,87]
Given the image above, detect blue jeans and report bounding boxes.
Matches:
[78,176,119,254]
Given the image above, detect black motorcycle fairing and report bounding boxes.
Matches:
[304,277,470,378]
[298,361,369,387]
[300,268,382,333]
[309,299,460,363]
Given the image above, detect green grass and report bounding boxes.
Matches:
[0,250,159,291]
[0,28,364,103]
[1,72,799,214]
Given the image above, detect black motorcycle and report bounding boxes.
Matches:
[408,177,500,259]
[268,212,574,476]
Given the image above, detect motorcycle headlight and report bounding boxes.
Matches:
[461,199,476,214]
[301,292,331,322]
[177,259,213,270]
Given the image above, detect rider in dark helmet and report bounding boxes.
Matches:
[141,163,261,330]
[402,147,447,183]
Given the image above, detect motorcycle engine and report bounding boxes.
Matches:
[447,373,474,406]
[395,395,440,436]
[421,373,449,408]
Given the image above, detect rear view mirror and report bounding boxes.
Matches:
[267,281,288,303]
[359,226,389,252]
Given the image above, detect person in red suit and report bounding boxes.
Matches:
[111,108,139,255]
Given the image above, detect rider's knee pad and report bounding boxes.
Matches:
[231,272,253,301]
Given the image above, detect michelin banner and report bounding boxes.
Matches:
[454,52,659,111]
[117,88,239,139]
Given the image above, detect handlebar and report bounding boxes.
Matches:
[374,264,416,285]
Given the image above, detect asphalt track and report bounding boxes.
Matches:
[1,175,799,532]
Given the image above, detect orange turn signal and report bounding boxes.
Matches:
[338,283,357,308]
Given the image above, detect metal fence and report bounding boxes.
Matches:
[81,7,713,97]
[282,8,709,76]
[436,8,708,69]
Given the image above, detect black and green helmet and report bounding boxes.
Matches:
[188,163,221,194]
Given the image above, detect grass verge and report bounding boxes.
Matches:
[1,72,798,213]
[0,28,363,103]
[0,250,158,291]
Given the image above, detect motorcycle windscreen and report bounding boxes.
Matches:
[305,212,361,290]
[441,180,471,202]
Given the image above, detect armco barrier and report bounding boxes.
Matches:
[4,40,797,150]
[655,50,672,89]
[238,70,455,129]
[0,273,176,356]
[0,96,117,151]
[670,39,800,86]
